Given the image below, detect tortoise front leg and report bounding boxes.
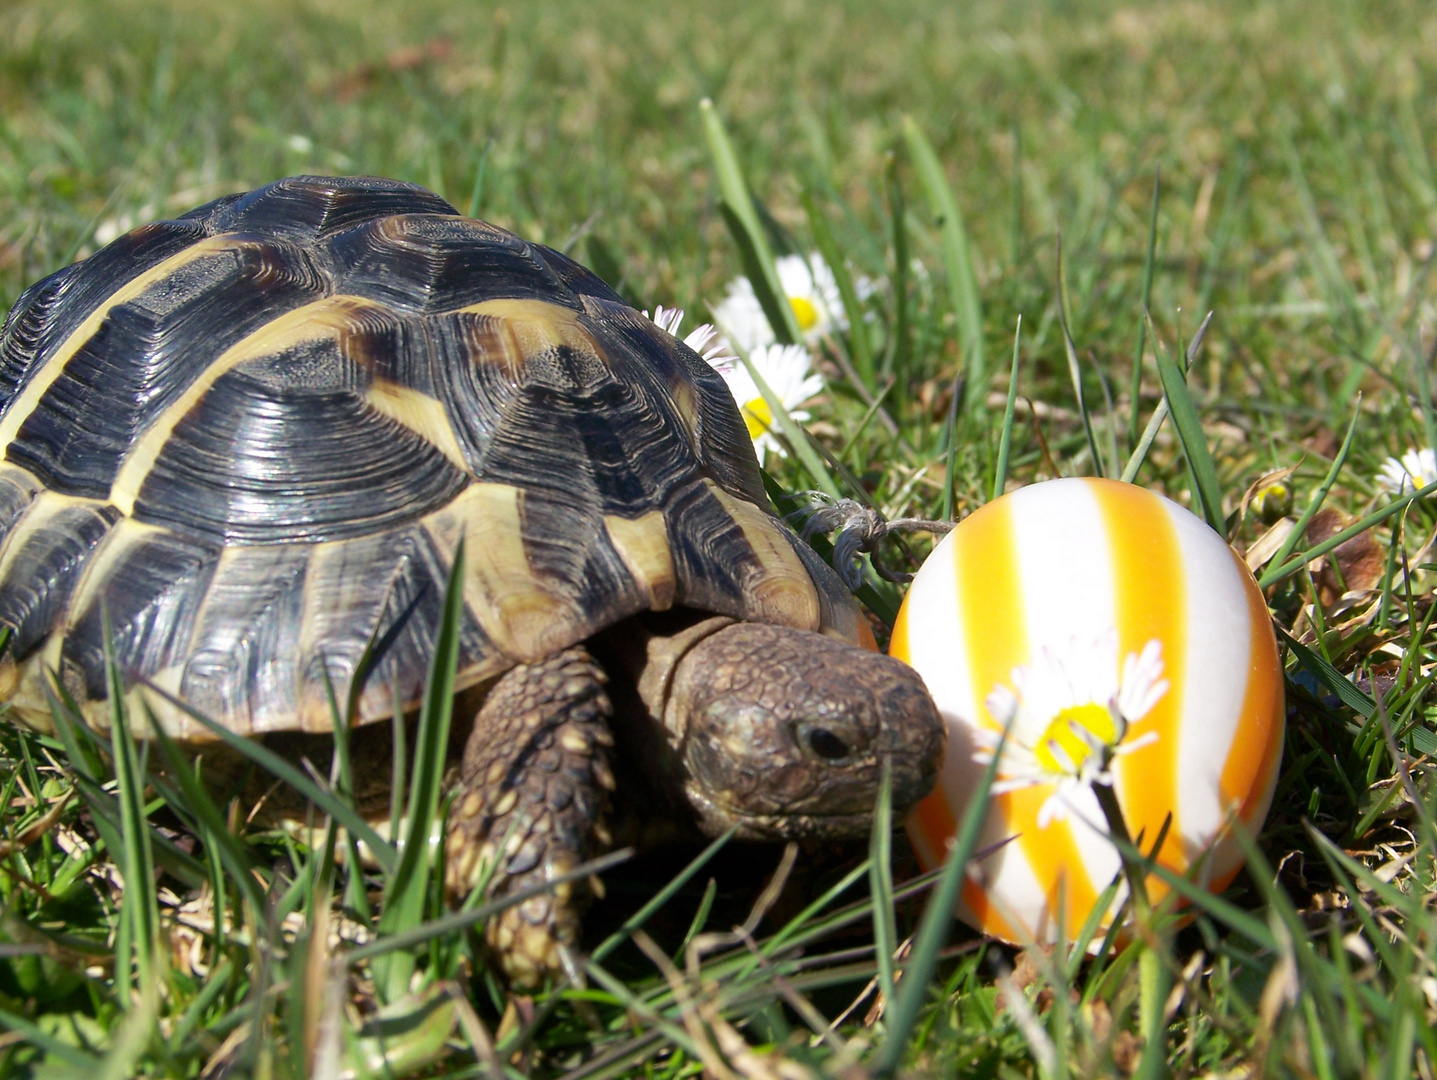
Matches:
[445,647,616,987]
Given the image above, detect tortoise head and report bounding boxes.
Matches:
[660,622,946,840]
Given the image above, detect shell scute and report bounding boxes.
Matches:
[0,220,209,412]
[6,238,330,499]
[195,175,458,243]
[130,349,470,545]
[326,214,593,316]
[62,520,221,702]
[0,494,120,658]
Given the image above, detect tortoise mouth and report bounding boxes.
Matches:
[684,788,893,842]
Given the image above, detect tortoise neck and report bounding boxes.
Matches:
[601,614,736,740]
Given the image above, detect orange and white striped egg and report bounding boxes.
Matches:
[891,477,1284,945]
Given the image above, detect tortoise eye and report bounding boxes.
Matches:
[803,726,851,762]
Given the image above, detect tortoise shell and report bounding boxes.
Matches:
[0,176,870,740]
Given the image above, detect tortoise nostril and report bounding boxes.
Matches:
[804,726,851,761]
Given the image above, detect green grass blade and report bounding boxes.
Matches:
[902,115,985,414]
[1279,629,1375,720]
[144,703,267,917]
[590,828,735,966]
[1058,236,1106,477]
[802,189,874,388]
[374,537,466,1002]
[873,725,1005,1077]
[939,367,962,522]
[104,612,158,1001]
[737,349,841,499]
[1262,402,1360,577]
[1121,312,1209,483]
[1259,476,1437,588]
[1152,316,1224,531]
[140,681,397,874]
[348,847,633,966]
[756,858,872,964]
[867,761,897,1006]
[886,151,911,412]
[700,99,803,346]
[1120,397,1171,484]
[1280,121,1364,338]
[1115,841,1275,950]
[42,680,127,863]
[0,1004,99,1068]
[1128,171,1160,450]
[992,316,1022,501]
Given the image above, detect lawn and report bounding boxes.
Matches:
[1,0,1436,1076]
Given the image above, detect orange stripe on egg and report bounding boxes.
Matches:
[1091,480,1187,876]
[1201,550,1286,894]
[962,876,1023,943]
[908,790,956,869]
[889,594,912,664]
[956,496,1101,933]
[1221,548,1285,828]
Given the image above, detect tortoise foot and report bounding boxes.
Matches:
[445,647,616,987]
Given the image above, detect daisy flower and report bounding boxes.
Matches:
[1376,447,1437,497]
[710,343,823,464]
[974,630,1167,829]
[646,305,736,367]
[711,252,851,353]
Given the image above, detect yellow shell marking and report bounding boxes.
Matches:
[703,480,820,631]
[604,511,676,611]
[364,378,471,473]
[108,294,391,516]
[0,630,66,734]
[458,298,608,372]
[421,482,574,661]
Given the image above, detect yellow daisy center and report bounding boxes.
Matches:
[789,295,819,331]
[742,397,773,440]
[1033,702,1117,776]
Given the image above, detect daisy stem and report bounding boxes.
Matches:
[1091,777,1172,1080]
[1090,778,1151,917]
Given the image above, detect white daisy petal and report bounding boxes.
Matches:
[711,251,857,355]
[976,629,1167,831]
[702,342,823,464]
[985,684,1019,723]
[648,305,685,338]
[1117,640,1168,722]
[712,277,772,354]
[1377,447,1437,497]
[683,323,734,366]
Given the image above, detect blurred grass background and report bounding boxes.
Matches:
[3,0,1437,1077]
[5,1,1432,330]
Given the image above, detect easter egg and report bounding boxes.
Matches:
[892,477,1284,945]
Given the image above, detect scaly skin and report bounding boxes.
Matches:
[446,622,944,986]
[445,648,615,988]
[666,623,944,839]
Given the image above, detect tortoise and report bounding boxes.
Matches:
[0,175,945,985]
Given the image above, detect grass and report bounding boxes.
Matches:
[2,0,1437,1075]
